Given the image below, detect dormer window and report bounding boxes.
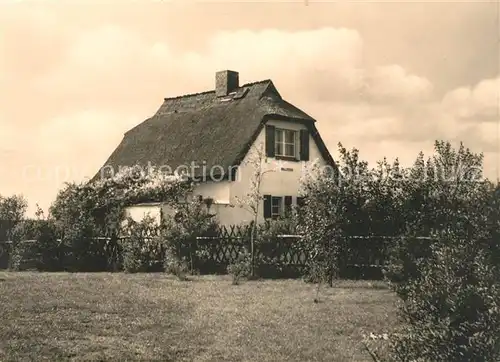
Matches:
[265,124,309,161]
[275,129,297,158]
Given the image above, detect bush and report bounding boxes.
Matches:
[8,241,34,270]
[120,215,164,273]
[298,143,405,285]
[383,143,500,361]
[296,140,500,359]
[383,236,435,299]
[227,250,251,285]
[48,167,191,271]
[389,239,500,361]
[8,218,62,271]
[254,217,303,278]
[162,197,219,275]
[164,255,190,281]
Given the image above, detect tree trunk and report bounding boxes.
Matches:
[250,225,255,277]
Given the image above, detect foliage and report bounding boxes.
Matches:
[0,194,28,242]
[234,142,276,277]
[120,215,164,273]
[9,205,62,271]
[162,197,219,276]
[390,235,500,361]
[299,140,488,282]
[298,144,395,284]
[253,217,301,277]
[227,249,251,285]
[8,240,34,271]
[385,142,500,361]
[0,194,28,224]
[48,166,190,271]
[164,257,190,281]
[385,141,489,289]
[297,139,500,360]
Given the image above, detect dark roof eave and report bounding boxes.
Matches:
[263,114,316,124]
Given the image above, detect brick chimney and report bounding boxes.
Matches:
[215,70,239,97]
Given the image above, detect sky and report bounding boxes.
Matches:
[0,1,499,216]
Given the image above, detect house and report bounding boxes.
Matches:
[95,70,336,226]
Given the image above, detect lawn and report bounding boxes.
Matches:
[0,272,398,361]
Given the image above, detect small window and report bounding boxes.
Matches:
[275,129,297,158]
[271,196,283,219]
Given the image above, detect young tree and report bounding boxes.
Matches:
[0,194,28,226]
[299,143,404,285]
[234,142,276,277]
[0,194,28,249]
[162,195,219,276]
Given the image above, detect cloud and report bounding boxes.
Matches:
[365,65,433,103]
[34,26,433,108]
[1,8,498,215]
[441,76,500,122]
[35,110,142,174]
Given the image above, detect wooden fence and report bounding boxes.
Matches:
[195,225,308,277]
[0,224,435,279]
[194,226,411,278]
[0,240,38,270]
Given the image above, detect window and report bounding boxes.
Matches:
[275,128,297,158]
[271,196,282,219]
[264,195,293,219]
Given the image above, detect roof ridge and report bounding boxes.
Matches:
[241,79,272,87]
[163,79,272,101]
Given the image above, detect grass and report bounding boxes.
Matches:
[0,272,398,361]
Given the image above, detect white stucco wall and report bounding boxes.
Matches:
[123,203,162,224]
[193,180,231,204]
[223,119,328,226]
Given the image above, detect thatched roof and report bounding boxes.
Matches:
[95,74,335,181]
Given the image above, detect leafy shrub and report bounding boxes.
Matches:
[227,250,251,285]
[390,239,500,361]
[120,215,164,273]
[8,241,32,270]
[9,217,62,271]
[298,143,406,285]
[164,255,190,281]
[162,197,219,275]
[254,217,302,278]
[385,143,500,361]
[48,167,190,271]
[0,194,28,241]
[383,236,435,300]
[384,142,488,288]
[296,140,500,360]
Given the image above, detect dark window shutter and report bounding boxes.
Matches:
[265,125,275,157]
[229,166,238,181]
[263,195,272,219]
[284,196,293,215]
[299,129,309,161]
